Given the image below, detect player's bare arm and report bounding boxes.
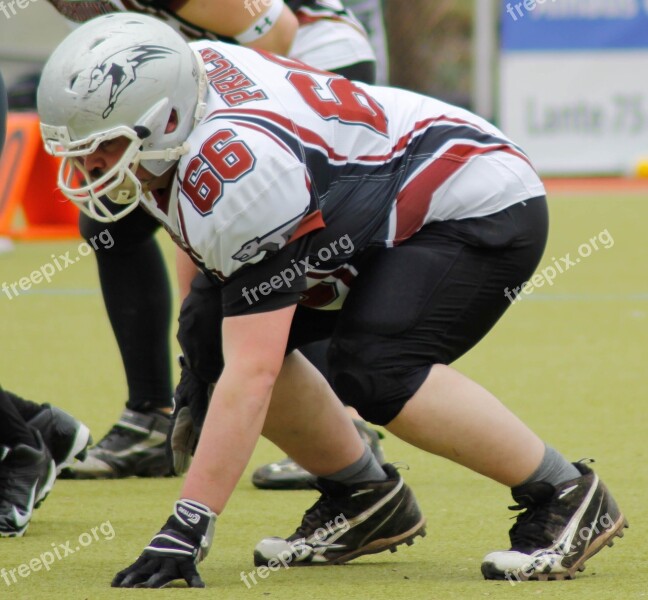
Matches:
[180,304,296,513]
[176,0,298,55]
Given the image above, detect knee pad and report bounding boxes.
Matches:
[328,336,430,426]
[177,273,225,383]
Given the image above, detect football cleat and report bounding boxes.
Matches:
[481,461,628,582]
[28,404,92,474]
[251,419,386,490]
[59,408,171,479]
[0,431,57,537]
[253,463,426,566]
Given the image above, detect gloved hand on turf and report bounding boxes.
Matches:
[167,357,214,475]
[111,498,216,588]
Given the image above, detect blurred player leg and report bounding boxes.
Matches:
[0,388,56,537]
[4,390,92,474]
[61,209,173,479]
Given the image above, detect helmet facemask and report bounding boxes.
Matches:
[43,124,145,222]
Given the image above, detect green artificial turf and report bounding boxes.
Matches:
[0,193,646,599]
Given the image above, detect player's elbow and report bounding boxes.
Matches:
[236,364,282,409]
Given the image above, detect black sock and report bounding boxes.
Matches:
[95,237,173,412]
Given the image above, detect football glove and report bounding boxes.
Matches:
[111,498,216,588]
[167,357,213,475]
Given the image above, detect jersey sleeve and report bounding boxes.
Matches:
[220,234,312,316]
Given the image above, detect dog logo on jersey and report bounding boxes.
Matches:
[84,45,177,118]
[232,209,307,262]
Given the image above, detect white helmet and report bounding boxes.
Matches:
[37,13,207,222]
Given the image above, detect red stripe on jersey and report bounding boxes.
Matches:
[356,115,527,163]
[288,209,326,243]
[208,109,529,169]
[393,143,515,243]
[208,108,349,162]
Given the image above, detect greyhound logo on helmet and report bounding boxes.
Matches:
[85,45,177,118]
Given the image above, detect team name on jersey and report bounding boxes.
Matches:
[198,48,268,107]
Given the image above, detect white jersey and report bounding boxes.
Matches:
[140,41,545,315]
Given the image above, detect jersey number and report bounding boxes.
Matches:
[183,129,255,215]
[287,72,388,135]
[259,51,388,135]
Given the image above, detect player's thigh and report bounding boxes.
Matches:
[329,197,549,422]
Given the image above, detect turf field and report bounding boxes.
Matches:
[0,187,646,599]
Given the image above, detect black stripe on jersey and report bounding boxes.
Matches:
[204,111,531,204]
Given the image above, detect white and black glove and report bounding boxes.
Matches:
[112,499,216,588]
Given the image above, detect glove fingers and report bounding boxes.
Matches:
[111,556,149,587]
[132,558,204,589]
[116,558,159,588]
[179,559,205,588]
[141,576,173,589]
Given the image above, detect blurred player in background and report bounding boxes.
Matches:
[344,0,389,83]
[0,387,91,536]
[39,15,627,586]
[43,0,382,482]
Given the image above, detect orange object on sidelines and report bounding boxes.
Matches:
[0,111,79,240]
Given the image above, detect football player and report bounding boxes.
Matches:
[45,0,382,481]
[38,14,627,586]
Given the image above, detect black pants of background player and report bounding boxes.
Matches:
[78,61,375,414]
[0,387,47,449]
[178,196,549,428]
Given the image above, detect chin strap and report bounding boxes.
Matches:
[140,142,190,162]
